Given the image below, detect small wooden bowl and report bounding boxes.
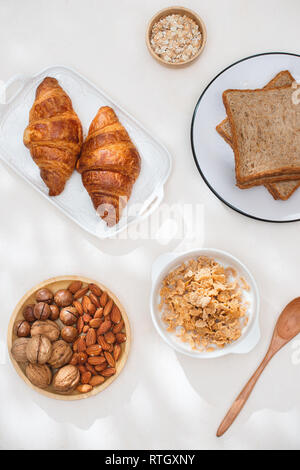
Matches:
[146,6,207,67]
[7,276,131,401]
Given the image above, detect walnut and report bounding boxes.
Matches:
[52,364,80,394]
[11,337,30,363]
[26,363,52,389]
[26,335,52,364]
[31,320,60,342]
[48,340,72,369]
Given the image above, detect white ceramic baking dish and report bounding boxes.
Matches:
[150,248,260,358]
[0,66,172,238]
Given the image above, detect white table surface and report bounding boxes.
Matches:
[1,0,300,451]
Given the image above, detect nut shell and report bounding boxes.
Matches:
[54,289,73,308]
[36,288,54,304]
[31,320,60,342]
[26,363,52,389]
[61,326,78,343]
[14,320,31,337]
[48,340,72,368]
[52,364,80,393]
[22,304,35,322]
[34,302,51,321]
[49,304,60,321]
[11,337,30,363]
[26,335,52,364]
[60,307,79,326]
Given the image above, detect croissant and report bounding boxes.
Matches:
[77,106,141,226]
[23,77,83,196]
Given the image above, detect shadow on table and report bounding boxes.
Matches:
[14,358,137,430]
[175,296,300,435]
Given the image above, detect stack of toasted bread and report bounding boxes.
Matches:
[216,71,300,200]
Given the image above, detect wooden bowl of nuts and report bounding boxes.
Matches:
[7,276,130,400]
[146,6,207,67]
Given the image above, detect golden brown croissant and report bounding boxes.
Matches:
[77,106,141,226]
[23,77,83,196]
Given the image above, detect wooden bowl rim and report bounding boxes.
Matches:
[146,6,207,68]
[7,275,131,401]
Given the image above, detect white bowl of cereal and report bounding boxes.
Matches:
[150,249,260,358]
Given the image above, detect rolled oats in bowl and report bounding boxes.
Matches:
[150,14,203,64]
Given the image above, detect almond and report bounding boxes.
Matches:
[116,333,126,344]
[82,295,92,314]
[88,356,107,366]
[86,344,102,356]
[97,320,111,335]
[113,344,121,361]
[94,363,107,372]
[89,293,100,307]
[100,292,108,307]
[83,313,92,324]
[68,281,83,294]
[111,305,122,324]
[89,375,105,386]
[97,335,111,350]
[86,328,96,346]
[74,286,89,300]
[77,316,84,334]
[104,331,116,344]
[73,300,84,315]
[89,304,97,315]
[101,367,116,377]
[77,352,87,364]
[103,299,113,316]
[81,371,92,384]
[94,307,104,319]
[77,336,86,352]
[69,353,79,365]
[72,338,80,352]
[112,320,124,334]
[77,384,92,393]
[88,283,101,296]
[85,363,97,375]
[89,318,102,328]
[104,351,115,368]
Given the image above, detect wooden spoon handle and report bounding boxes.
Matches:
[217,350,273,437]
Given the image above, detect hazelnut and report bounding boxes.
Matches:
[54,289,73,308]
[52,364,80,393]
[26,363,52,389]
[49,304,60,321]
[36,288,53,304]
[61,326,78,343]
[60,307,79,326]
[26,335,52,364]
[31,320,60,342]
[22,304,35,322]
[14,320,31,337]
[11,337,30,362]
[34,302,51,320]
[48,340,72,368]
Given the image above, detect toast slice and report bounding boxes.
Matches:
[216,71,294,145]
[223,85,300,188]
[216,71,300,200]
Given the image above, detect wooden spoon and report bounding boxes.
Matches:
[217,297,300,437]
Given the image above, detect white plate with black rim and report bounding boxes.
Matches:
[191,52,300,223]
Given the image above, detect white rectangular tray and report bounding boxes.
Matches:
[0,66,172,238]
